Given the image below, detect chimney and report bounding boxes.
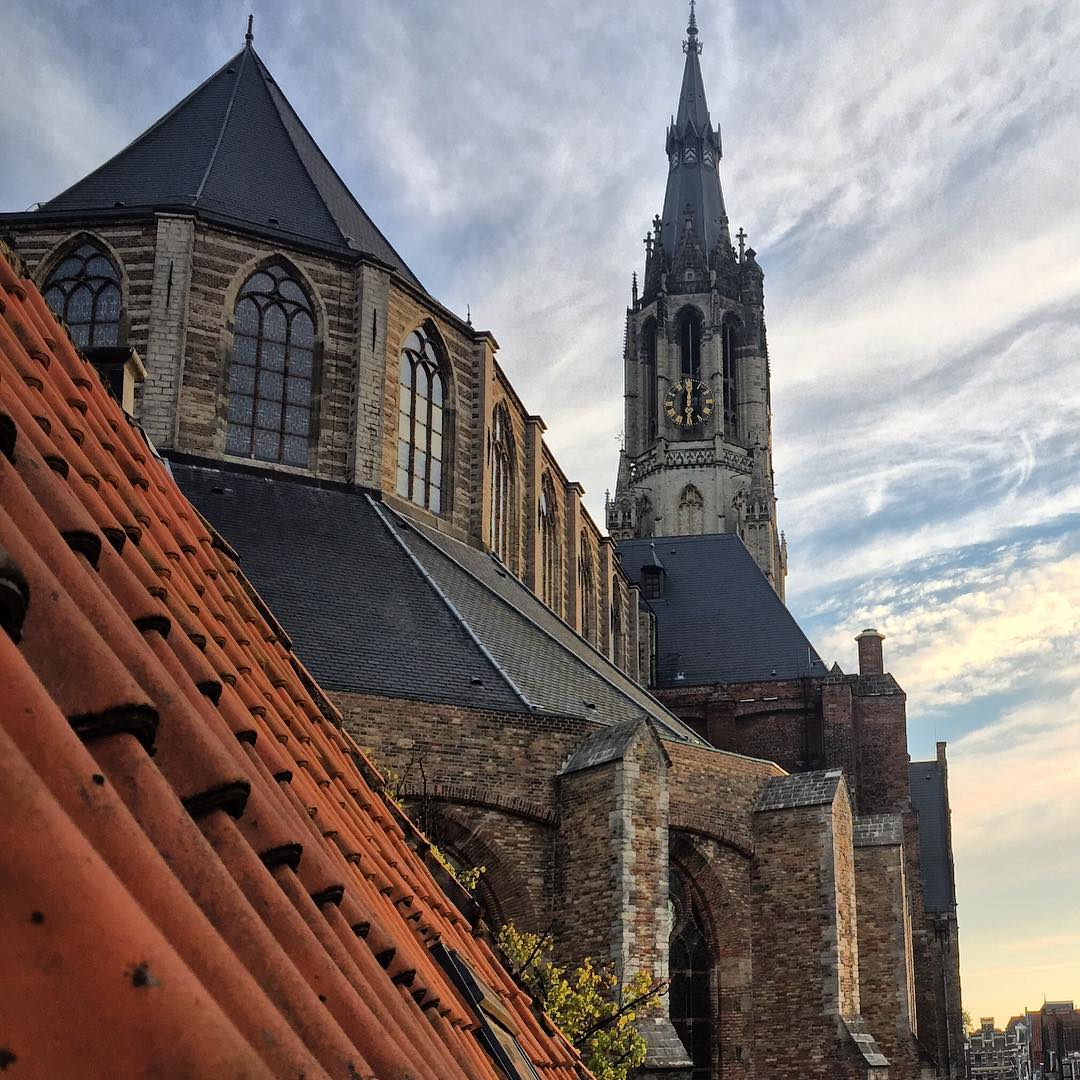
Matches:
[855,628,885,675]
[84,345,146,415]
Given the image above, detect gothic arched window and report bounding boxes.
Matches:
[42,241,122,348]
[642,317,658,441]
[722,318,738,436]
[669,870,715,1080]
[397,326,447,513]
[226,263,316,467]
[539,473,561,612]
[678,484,704,534]
[678,307,702,380]
[579,531,596,645]
[489,402,516,562]
[610,577,625,665]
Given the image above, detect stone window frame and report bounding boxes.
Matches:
[641,316,659,442]
[677,483,704,533]
[219,253,326,475]
[668,866,718,1080]
[538,471,561,614]
[578,530,596,646]
[488,401,517,566]
[396,322,452,515]
[676,305,703,381]
[720,313,742,439]
[37,232,129,349]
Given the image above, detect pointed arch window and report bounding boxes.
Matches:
[721,318,738,436]
[636,495,655,539]
[226,263,316,467]
[678,308,702,380]
[489,403,516,562]
[669,870,715,1080]
[539,473,561,612]
[42,241,122,348]
[677,484,704,534]
[579,531,596,645]
[642,317,658,442]
[397,327,447,513]
[610,576,625,666]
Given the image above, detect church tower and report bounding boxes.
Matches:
[608,2,787,598]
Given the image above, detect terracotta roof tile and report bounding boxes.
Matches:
[0,239,591,1080]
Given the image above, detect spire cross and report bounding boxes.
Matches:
[736,227,747,262]
[245,13,254,43]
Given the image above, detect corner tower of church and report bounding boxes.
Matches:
[608,2,787,598]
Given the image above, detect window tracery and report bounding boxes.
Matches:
[488,402,516,561]
[578,531,596,645]
[539,473,561,612]
[226,262,316,467]
[42,241,122,348]
[396,326,447,513]
[669,870,715,1080]
[678,484,704,533]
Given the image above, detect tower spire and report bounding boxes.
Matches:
[659,3,728,262]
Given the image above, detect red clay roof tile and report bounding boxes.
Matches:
[0,238,590,1079]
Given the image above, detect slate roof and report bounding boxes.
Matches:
[755,769,844,812]
[618,533,828,686]
[18,40,421,286]
[170,463,526,714]
[909,758,956,913]
[0,241,588,1079]
[172,461,702,742]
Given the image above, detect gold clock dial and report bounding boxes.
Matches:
[664,378,714,427]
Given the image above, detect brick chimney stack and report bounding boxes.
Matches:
[856,628,885,675]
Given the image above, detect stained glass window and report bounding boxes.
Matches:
[225,263,316,468]
[42,242,122,348]
[396,327,447,513]
[579,532,596,645]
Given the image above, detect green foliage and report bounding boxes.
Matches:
[498,924,664,1080]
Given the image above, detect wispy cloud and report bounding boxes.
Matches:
[2,0,1078,1026]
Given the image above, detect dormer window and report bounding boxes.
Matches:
[641,565,664,599]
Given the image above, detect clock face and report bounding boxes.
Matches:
[664,378,714,428]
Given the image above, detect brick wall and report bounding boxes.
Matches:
[854,821,929,1080]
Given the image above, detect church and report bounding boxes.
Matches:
[0,7,964,1078]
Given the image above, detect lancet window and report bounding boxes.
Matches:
[678,307,702,380]
[396,326,448,513]
[578,532,596,645]
[721,318,738,435]
[677,484,704,534]
[226,262,316,467]
[539,473,561,612]
[489,402,516,563]
[642,318,658,441]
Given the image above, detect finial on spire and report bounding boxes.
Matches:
[245,13,254,44]
[466,303,472,326]
[683,0,702,54]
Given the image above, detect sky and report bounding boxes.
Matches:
[2,0,1078,1031]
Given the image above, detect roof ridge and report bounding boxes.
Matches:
[253,49,423,289]
[193,43,251,202]
[381,505,702,743]
[44,49,246,209]
[366,496,532,711]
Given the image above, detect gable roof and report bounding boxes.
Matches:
[618,533,828,686]
[29,41,422,286]
[0,241,586,1078]
[171,459,702,744]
